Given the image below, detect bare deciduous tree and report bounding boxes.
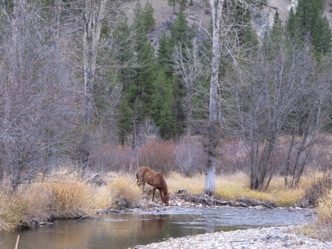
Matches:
[173,40,206,135]
[224,43,331,190]
[0,1,81,190]
[204,0,224,195]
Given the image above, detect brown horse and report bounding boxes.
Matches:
[136,166,170,206]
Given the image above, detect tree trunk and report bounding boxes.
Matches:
[205,0,224,195]
[82,0,107,168]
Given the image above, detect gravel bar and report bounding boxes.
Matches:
[133,226,332,249]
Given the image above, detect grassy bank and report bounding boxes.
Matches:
[167,171,318,206]
[0,167,329,232]
[0,168,141,231]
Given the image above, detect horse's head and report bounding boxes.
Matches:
[164,192,170,206]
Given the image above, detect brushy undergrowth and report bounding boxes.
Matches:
[0,169,143,231]
[0,167,327,232]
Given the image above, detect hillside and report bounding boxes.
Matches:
[121,0,332,40]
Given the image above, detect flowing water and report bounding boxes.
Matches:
[0,207,315,249]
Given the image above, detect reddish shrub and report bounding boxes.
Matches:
[175,136,206,176]
[89,144,136,172]
[138,140,175,174]
[218,137,249,174]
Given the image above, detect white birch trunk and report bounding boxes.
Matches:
[205,0,224,194]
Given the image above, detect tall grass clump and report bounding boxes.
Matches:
[106,173,141,207]
[43,180,90,218]
[317,189,332,228]
[0,182,89,230]
[0,190,23,231]
[304,175,332,207]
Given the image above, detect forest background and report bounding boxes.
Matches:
[0,0,332,200]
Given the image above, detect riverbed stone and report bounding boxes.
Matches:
[133,227,332,249]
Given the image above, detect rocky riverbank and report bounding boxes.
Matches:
[119,193,331,249]
[133,226,332,249]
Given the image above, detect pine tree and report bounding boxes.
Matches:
[151,69,177,140]
[296,0,320,38]
[312,15,332,56]
[295,0,331,56]
[157,33,174,78]
[285,7,302,48]
[115,2,157,146]
[154,33,180,139]
[170,9,194,49]
[232,3,258,50]
[170,9,195,135]
[129,1,156,122]
[263,11,284,61]
[117,99,133,145]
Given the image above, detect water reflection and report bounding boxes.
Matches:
[0,207,314,249]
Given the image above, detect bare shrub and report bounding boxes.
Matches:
[218,137,248,174]
[174,136,206,176]
[89,144,136,172]
[309,135,332,172]
[138,140,175,174]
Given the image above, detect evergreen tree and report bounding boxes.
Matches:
[170,9,194,49]
[295,0,331,56]
[117,100,133,145]
[285,7,302,48]
[157,33,174,78]
[151,69,177,140]
[170,9,195,135]
[312,15,332,56]
[115,2,157,146]
[132,3,156,114]
[270,11,283,46]
[263,11,284,60]
[296,0,323,38]
[232,3,258,50]
[154,33,180,139]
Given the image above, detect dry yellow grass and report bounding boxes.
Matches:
[0,191,23,231]
[317,189,332,227]
[106,173,141,207]
[166,172,205,195]
[44,180,90,217]
[167,171,319,206]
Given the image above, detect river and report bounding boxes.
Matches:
[0,207,315,249]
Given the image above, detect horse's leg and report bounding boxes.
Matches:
[159,188,165,204]
[136,171,141,185]
[152,187,156,201]
[142,181,145,193]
